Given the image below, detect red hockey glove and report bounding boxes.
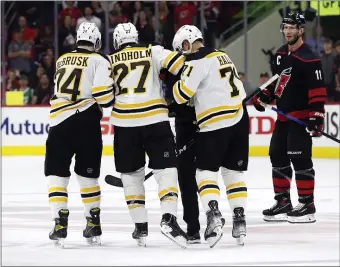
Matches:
[307,111,324,137]
[252,89,272,112]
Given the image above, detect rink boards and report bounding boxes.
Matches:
[1,105,339,158]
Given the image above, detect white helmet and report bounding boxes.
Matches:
[172,25,203,54]
[76,22,101,51]
[113,23,139,50]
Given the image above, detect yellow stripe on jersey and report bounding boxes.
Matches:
[204,51,226,58]
[173,81,190,104]
[111,109,168,119]
[114,99,167,109]
[111,98,168,119]
[57,52,101,62]
[49,99,93,119]
[168,55,185,75]
[163,51,178,68]
[199,110,241,128]
[180,81,195,98]
[196,104,242,121]
[92,85,112,94]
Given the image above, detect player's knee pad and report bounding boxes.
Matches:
[154,167,178,216]
[76,174,101,216]
[154,168,179,200]
[47,175,70,219]
[196,169,220,212]
[121,167,146,206]
[221,167,247,213]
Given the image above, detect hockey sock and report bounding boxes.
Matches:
[272,165,292,198]
[47,175,69,219]
[154,168,179,217]
[76,175,101,217]
[221,167,247,213]
[292,159,315,203]
[196,169,220,212]
[121,167,148,223]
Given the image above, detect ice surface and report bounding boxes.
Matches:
[2,156,339,266]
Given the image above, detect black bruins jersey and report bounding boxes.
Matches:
[268,42,327,121]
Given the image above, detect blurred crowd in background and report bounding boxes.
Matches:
[2,1,340,105]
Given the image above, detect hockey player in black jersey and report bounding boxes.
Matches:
[252,13,327,223]
[161,69,201,244]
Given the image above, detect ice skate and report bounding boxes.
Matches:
[83,207,102,245]
[232,207,246,246]
[132,222,148,247]
[186,231,201,244]
[263,197,293,222]
[160,213,187,249]
[287,201,316,223]
[49,209,69,248]
[204,200,225,248]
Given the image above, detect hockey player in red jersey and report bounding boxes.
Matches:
[252,13,327,223]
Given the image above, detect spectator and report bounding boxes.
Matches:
[31,66,46,89]
[59,1,82,27]
[6,69,20,91]
[59,15,76,55]
[334,40,340,101]
[238,71,253,100]
[32,74,53,105]
[321,38,338,101]
[14,75,34,105]
[110,2,128,29]
[77,6,102,30]
[158,1,175,49]
[174,2,197,31]
[8,31,33,74]
[91,1,105,23]
[201,2,221,47]
[259,72,270,86]
[136,10,155,45]
[132,1,143,26]
[13,16,36,45]
[39,25,54,50]
[41,54,54,83]
[305,24,325,56]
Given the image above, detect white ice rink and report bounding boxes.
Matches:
[2,156,339,266]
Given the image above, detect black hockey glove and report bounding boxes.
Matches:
[252,89,273,112]
[307,111,324,137]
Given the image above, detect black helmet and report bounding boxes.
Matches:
[280,12,306,32]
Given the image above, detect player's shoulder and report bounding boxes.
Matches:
[276,44,289,55]
[57,49,109,64]
[185,47,219,62]
[112,43,151,54]
[293,43,321,62]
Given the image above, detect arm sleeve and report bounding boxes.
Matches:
[152,45,185,75]
[91,57,115,108]
[172,60,204,104]
[305,60,327,111]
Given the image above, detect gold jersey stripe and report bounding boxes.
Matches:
[114,99,167,109]
[111,109,168,119]
[80,186,100,193]
[196,104,242,121]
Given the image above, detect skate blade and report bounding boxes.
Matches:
[136,237,147,247]
[187,239,201,245]
[207,227,223,248]
[287,214,316,224]
[263,214,288,222]
[53,238,65,248]
[236,234,245,246]
[160,226,187,249]
[86,236,101,246]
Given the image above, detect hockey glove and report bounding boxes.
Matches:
[307,111,324,137]
[252,89,272,112]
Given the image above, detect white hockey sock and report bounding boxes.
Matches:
[47,175,69,219]
[121,167,148,223]
[76,175,101,217]
[221,167,247,214]
[154,168,179,217]
[196,169,220,212]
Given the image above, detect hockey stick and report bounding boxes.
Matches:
[265,105,340,144]
[243,74,280,102]
[105,138,196,188]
